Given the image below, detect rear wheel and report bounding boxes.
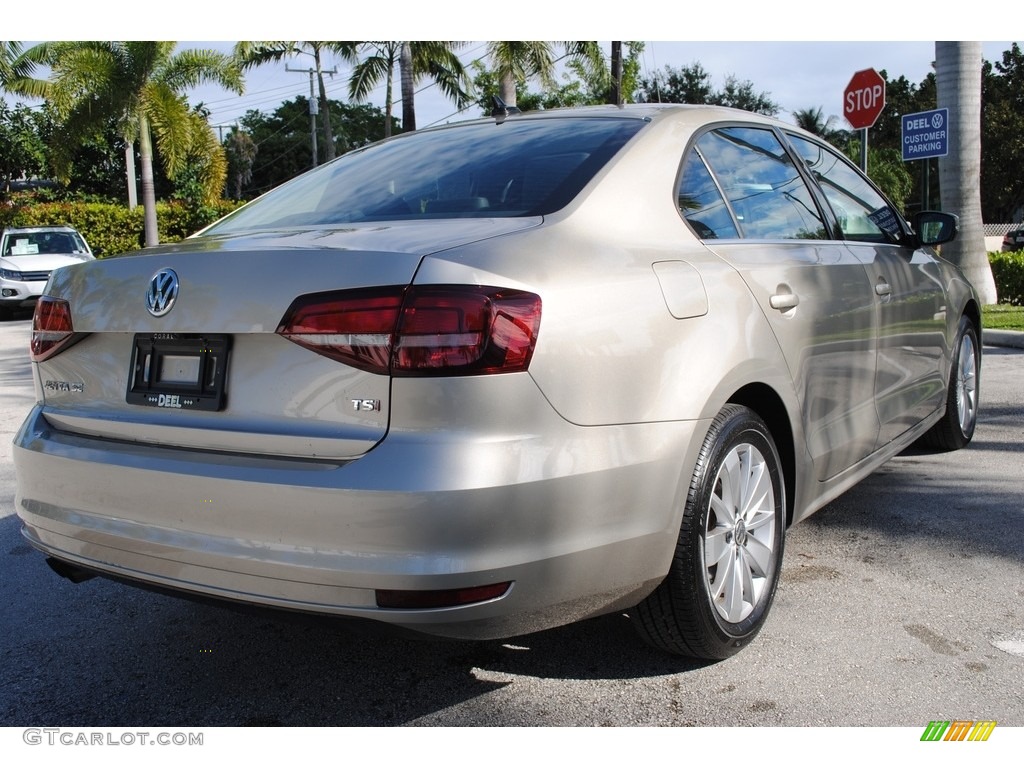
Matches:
[633,404,785,659]
[917,315,979,451]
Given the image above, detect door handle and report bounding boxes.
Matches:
[769,292,799,311]
[875,280,892,297]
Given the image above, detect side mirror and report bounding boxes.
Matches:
[912,211,958,247]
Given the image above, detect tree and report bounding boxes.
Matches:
[471,63,591,114]
[844,138,914,210]
[0,100,47,197]
[638,62,712,104]
[236,97,393,197]
[224,129,257,200]
[637,63,779,116]
[480,41,629,112]
[565,41,643,106]
[349,41,473,135]
[34,107,132,200]
[472,43,645,116]
[348,42,401,138]
[792,106,848,145]
[0,41,33,89]
[485,42,557,108]
[936,41,996,304]
[981,44,1024,222]
[10,41,243,246]
[235,42,359,162]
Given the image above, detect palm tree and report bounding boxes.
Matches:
[348,42,401,137]
[792,106,832,135]
[935,41,997,304]
[1,41,33,89]
[485,42,605,110]
[349,41,472,135]
[10,41,242,246]
[485,42,557,108]
[234,42,358,161]
[224,129,257,200]
[792,106,848,146]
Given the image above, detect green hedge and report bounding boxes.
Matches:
[1,199,241,259]
[989,250,1024,306]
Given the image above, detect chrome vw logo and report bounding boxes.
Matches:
[146,269,179,317]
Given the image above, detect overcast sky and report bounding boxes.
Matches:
[7,3,1017,134]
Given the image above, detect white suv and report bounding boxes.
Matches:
[0,226,94,319]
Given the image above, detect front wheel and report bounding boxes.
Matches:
[633,405,786,659]
[917,315,980,451]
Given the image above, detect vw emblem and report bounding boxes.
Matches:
[146,269,179,317]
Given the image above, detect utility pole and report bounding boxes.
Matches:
[288,64,338,167]
[288,65,319,167]
[211,123,236,143]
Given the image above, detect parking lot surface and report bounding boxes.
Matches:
[1,314,1022,727]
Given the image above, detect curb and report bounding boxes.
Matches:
[983,329,1024,350]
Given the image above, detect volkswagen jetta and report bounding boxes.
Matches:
[14,105,980,659]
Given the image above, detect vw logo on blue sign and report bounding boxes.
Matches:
[931,112,944,129]
[146,269,179,317]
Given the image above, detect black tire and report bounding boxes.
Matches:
[916,315,980,451]
[633,404,786,659]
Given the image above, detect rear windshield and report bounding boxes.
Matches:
[203,117,645,233]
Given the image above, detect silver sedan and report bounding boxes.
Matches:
[13,105,980,659]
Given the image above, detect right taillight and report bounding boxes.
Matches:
[30,296,76,362]
[276,285,541,376]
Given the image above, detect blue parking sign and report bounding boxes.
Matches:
[902,109,949,161]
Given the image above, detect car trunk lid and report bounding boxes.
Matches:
[34,220,539,460]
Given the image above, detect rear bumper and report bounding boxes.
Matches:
[14,405,703,639]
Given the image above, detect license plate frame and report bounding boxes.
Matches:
[126,334,230,411]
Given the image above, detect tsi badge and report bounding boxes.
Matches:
[351,398,381,412]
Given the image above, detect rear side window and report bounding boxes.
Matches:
[786,134,904,244]
[682,126,827,241]
[677,149,739,239]
[204,117,645,233]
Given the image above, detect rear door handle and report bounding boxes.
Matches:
[875,281,892,297]
[769,292,799,311]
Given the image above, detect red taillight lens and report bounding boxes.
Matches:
[275,288,404,374]
[375,581,512,609]
[30,296,75,361]
[277,285,541,376]
[394,287,540,375]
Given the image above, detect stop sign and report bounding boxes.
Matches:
[844,69,886,130]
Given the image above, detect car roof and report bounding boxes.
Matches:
[456,102,782,126]
[421,103,804,145]
[2,225,80,234]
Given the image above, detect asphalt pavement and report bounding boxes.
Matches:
[1,314,1022,730]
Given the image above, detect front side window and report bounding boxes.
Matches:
[786,134,904,244]
[203,117,646,234]
[692,126,827,241]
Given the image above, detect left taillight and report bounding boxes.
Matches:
[30,296,76,362]
[277,285,542,376]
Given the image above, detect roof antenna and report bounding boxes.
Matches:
[491,95,521,123]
